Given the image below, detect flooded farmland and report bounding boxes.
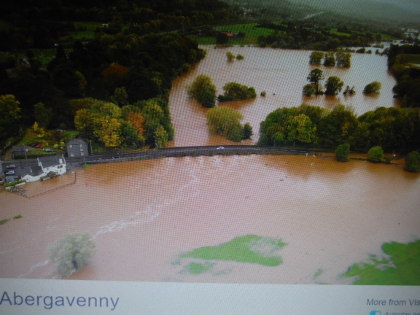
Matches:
[1,155,419,284]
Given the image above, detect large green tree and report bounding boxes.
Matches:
[405,151,420,172]
[367,146,384,162]
[285,114,317,145]
[187,75,217,108]
[306,69,324,94]
[325,76,344,95]
[335,143,350,162]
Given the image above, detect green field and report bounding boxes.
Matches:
[343,240,420,285]
[329,28,351,37]
[193,23,275,45]
[181,234,286,266]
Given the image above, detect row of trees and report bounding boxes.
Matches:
[335,143,420,172]
[303,69,381,97]
[255,20,387,51]
[0,0,236,50]
[259,104,420,154]
[309,51,351,68]
[303,69,345,96]
[387,44,420,108]
[187,75,257,107]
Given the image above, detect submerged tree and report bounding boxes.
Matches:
[206,106,244,142]
[336,51,351,67]
[187,75,217,108]
[363,81,382,94]
[218,82,257,102]
[335,143,350,162]
[343,85,356,96]
[309,51,324,65]
[324,76,344,95]
[226,51,235,62]
[323,52,336,66]
[306,69,324,95]
[405,151,420,172]
[49,233,95,278]
[367,146,384,163]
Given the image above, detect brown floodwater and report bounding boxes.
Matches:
[1,155,419,284]
[169,46,399,146]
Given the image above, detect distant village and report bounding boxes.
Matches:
[1,139,89,188]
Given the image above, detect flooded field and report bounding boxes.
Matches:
[169,47,399,146]
[1,155,419,284]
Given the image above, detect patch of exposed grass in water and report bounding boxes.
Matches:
[313,268,323,279]
[181,262,214,275]
[181,235,286,266]
[0,219,10,225]
[342,240,420,285]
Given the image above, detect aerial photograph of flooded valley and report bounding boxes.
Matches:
[0,0,419,286]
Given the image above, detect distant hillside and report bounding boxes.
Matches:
[227,0,420,24]
[288,0,420,23]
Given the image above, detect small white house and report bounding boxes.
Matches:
[22,155,67,183]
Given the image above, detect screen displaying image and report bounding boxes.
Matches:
[0,0,419,314]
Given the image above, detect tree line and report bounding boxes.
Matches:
[309,51,351,67]
[0,0,236,50]
[303,68,380,97]
[388,44,420,108]
[0,32,205,151]
[259,104,420,154]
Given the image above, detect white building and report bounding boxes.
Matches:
[22,155,67,183]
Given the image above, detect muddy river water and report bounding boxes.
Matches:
[169,46,399,146]
[0,155,419,283]
[0,47,418,284]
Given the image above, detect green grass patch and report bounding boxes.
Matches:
[181,235,286,266]
[0,219,10,225]
[4,180,25,188]
[342,240,420,285]
[313,268,324,279]
[329,28,351,37]
[215,23,273,37]
[13,215,22,220]
[181,262,214,275]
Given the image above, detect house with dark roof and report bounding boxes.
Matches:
[22,154,67,182]
[67,139,89,158]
